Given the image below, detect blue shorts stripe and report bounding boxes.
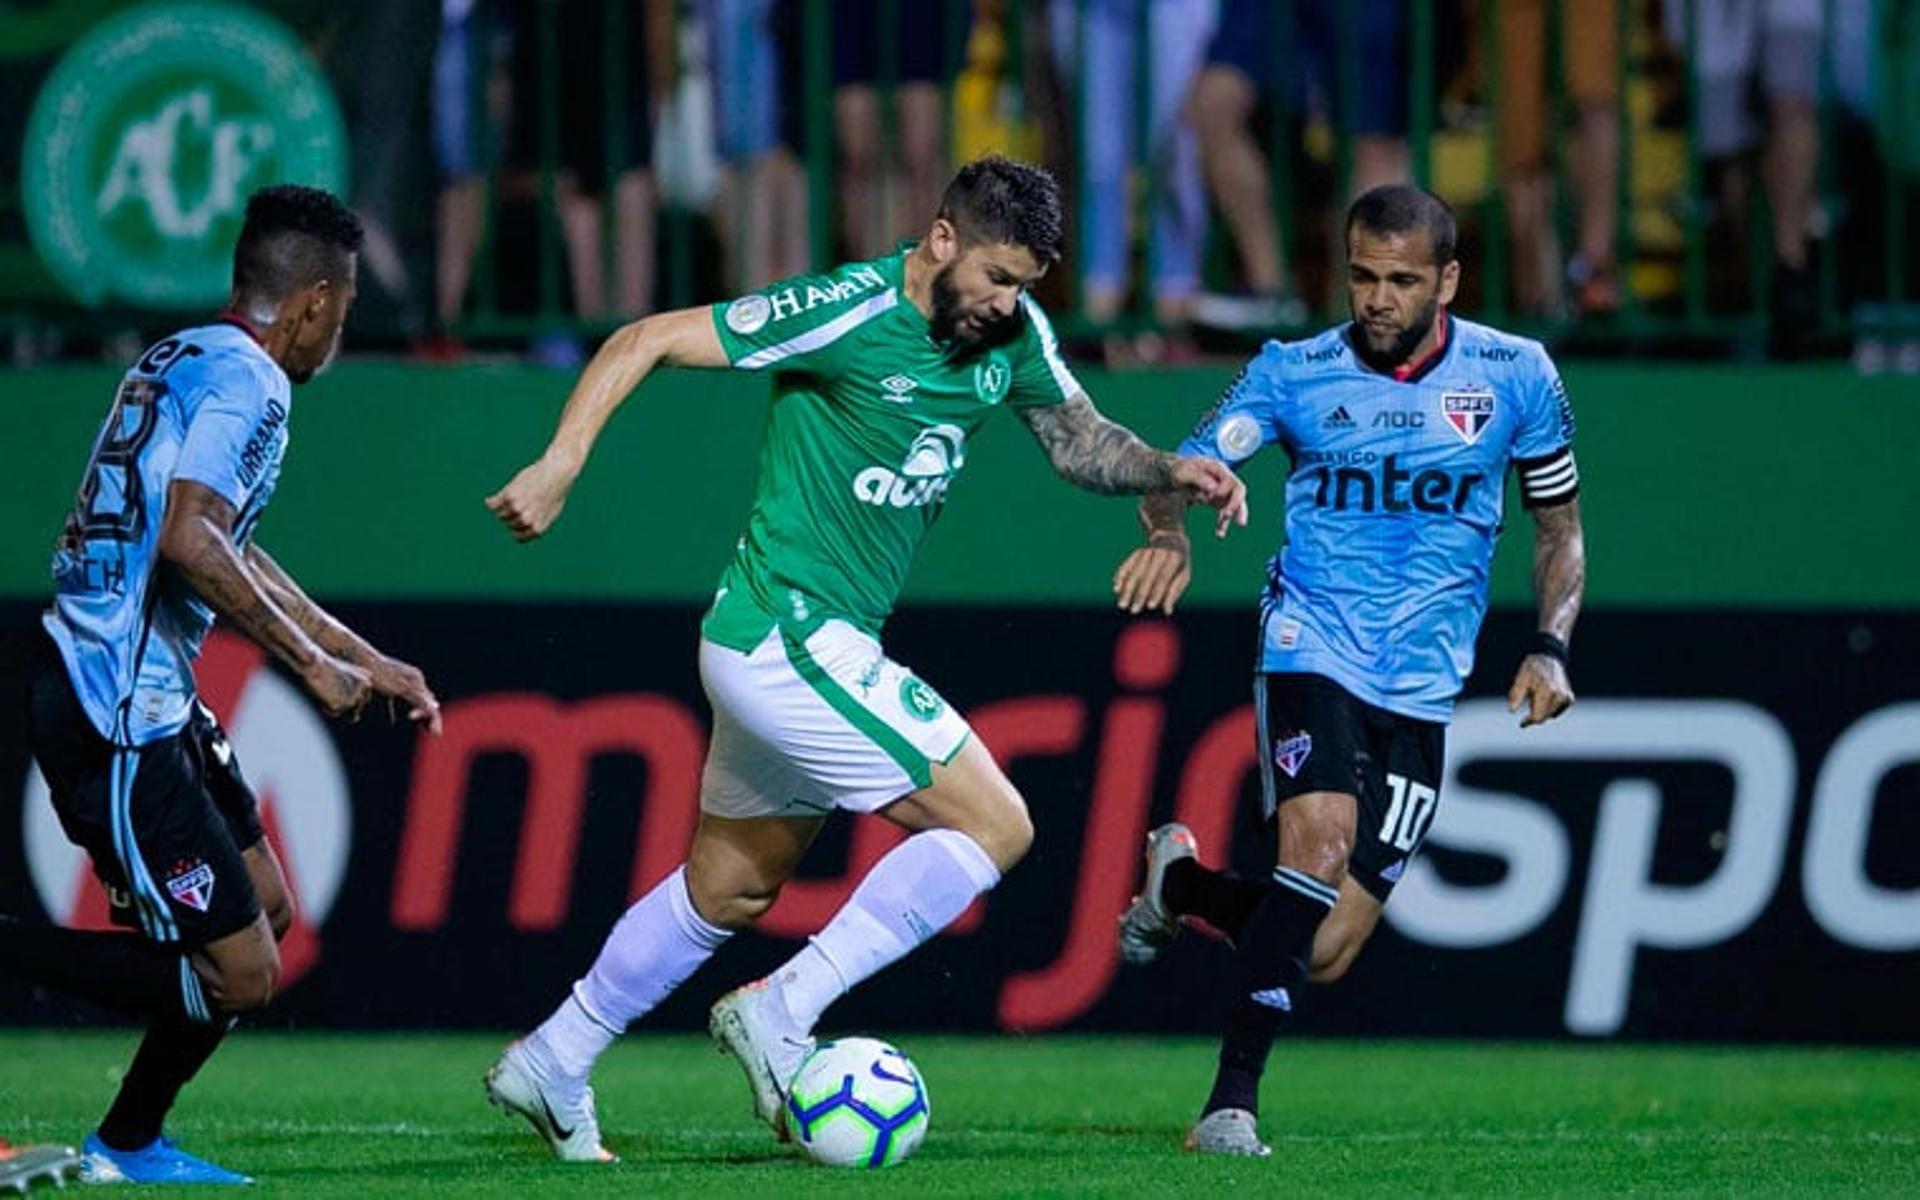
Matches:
[1272,866,1339,909]
[179,957,212,1025]
[112,748,178,943]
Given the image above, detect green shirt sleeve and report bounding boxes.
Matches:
[1005,294,1080,409]
[710,260,900,373]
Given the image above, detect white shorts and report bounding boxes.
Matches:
[698,621,973,819]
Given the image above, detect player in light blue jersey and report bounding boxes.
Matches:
[3,186,441,1185]
[1113,186,1588,1156]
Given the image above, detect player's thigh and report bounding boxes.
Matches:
[685,810,826,929]
[1256,672,1366,876]
[1347,706,1447,902]
[879,737,1031,872]
[1308,875,1384,984]
[241,838,292,940]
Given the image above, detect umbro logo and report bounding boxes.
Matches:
[1322,406,1355,429]
[880,374,918,403]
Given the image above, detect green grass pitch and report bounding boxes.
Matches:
[3,1032,1915,1196]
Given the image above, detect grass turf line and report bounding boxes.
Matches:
[2,1032,1915,1196]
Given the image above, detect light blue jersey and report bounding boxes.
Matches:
[1182,315,1578,722]
[44,323,292,746]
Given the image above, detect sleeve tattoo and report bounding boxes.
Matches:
[1018,393,1176,495]
[1531,498,1586,641]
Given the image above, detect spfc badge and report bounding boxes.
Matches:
[166,859,215,913]
[1274,731,1313,777]
[1442,390,1495,444]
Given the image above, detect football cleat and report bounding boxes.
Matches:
[484,1039,616,1163]
[0,1140,80,1193]
[1117,822,1198,965]
[78,1132,251,1185]
[1185,1108,1272,1158]
[709,980,815,1142]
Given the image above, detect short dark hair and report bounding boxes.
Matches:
[937,156,1065,266]
[231,184,364,301]
[1346,185,1457,266]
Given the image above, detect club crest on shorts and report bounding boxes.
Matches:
[899,676,945,722]
[166,859,215,913]
[1442,390,1495,444]
[1379,858,1407,884]
[1273,731,1313,777]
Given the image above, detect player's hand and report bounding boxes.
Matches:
[368,654,443,735]
[486,452,579,542]
[302,656,373,721]
[1169,456,1249,538]
[1114,536,1192,615]
[1507,654,1575,728]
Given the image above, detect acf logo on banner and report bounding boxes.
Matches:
[23,2,347,309]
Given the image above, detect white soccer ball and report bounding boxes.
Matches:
[784,1037,930,1168]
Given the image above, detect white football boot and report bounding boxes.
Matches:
[709,980,817,1141]
[1185,1107,1272,1158]
[1117,822,1199,965]
[484,1038,615,1163]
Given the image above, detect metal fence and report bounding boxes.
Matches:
[1,0,1914,358]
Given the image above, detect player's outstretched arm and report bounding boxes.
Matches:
[486,306,727,541]
[1018,392,1248,520]
[1507,497,1586,727]
[245,544,442,733]
[158,481,371,719]
[1114,491,1196,615]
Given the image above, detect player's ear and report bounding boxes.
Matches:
[1437,259,1461,307]
[927,217,960,264]
[304,279,334,321]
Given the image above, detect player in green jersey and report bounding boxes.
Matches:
[480,157,1246,1159]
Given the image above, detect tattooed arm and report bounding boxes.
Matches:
[1113,490,1197,615]
[248,543,441,731]
[1018,392,1177,494]
[1019,392,1250,528]
[1506,497,1586,727]
[157,480,370,718]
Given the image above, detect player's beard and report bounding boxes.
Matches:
[930,263,1018,353]
[291,327,343,384]
[1354,294,1439,373]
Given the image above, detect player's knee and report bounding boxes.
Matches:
[688,880,781,931]
[208,947,280,1013]
[964,788,1032,872]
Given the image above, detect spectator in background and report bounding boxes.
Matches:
[1497,0,1622,318]
[1188,0,1411,332]
[831,0,968,259]
[426,0,503,358]
[507,0,670,365]
[706,0,810,291]
[1664,0,1824,350]
[1046,0,1217,353]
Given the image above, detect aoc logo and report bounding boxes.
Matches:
[21,633,351,986]
[853,424,968,508]
[22,3,348,308]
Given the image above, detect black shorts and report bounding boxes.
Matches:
[27,637,263,947]
[1254,672,1446,901]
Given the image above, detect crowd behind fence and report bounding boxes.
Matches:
[1,0,1915,367]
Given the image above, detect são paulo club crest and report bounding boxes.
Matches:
[1274,731,1313,777]
[1443,391,1496,444]
[166,859,216,912]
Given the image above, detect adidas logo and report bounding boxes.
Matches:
[1323,406,1356,429]
[1249,986,1293,1012]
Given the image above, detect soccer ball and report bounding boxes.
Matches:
[784,1037,929,1168]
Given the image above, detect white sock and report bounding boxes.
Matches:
[531,866,730,1081]
[769,829,1001,1034]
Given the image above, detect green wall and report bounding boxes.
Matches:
[3,363,1915,608]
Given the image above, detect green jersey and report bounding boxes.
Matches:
[701,246,1080,650]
